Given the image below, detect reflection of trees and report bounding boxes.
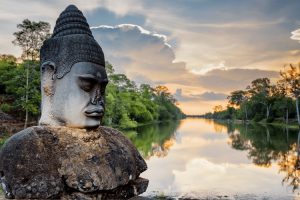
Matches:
[213,121,224,133]
[124,121,179,159]
[278,130,300,191]
[228,133,250,151]
[246,125,274,167]
[151,138,176,158]
[225,122,297,167]
[217,120,300,191]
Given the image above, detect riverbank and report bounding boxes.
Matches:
[0,118,184,137]
[208,118,299,130]
[258,119,299,130]
[111,118,183,130]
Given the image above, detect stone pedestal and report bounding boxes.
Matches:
[0,126,148,199]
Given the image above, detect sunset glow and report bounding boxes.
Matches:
[0,0,300,114]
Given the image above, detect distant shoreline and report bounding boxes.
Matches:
[207,118,300,130]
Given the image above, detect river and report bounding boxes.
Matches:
[124,118,300,200]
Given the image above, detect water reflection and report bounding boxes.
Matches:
[225,123,296,166]
[127,118,300,199]
[216,121,300,192]
[123,121,180,159]
[218,120,300,191]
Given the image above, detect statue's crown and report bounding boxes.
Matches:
[52,5,93,38]
[40,5,105,79]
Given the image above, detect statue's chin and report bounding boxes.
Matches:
[66,118,101,129]
[39,113,102,129]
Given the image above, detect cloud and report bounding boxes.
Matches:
[91,24,191,85]
[96,0,143,16]
[289,49,300,56]
[190,61,226,75]
[196,68,279,92]
[174,89,227,102]
[92,24,281,95]
[193,92,228,101]
[291,29,300,43]
[194,19,284,29]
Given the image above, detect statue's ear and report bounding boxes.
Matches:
[41,61,56,80]
[41,61,56,97]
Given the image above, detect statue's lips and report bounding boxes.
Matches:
[84,108,104,117]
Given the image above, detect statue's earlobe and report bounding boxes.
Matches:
[41,61,56,97]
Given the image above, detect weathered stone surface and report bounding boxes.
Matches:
[0,126,147,199]
[61,178,149,200]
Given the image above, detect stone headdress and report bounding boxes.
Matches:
[40,5,105,79]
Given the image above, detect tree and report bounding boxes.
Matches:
[12,19,51,60]
[274,78,294,124]
[0,55,17,94]
[154,85,176,104]
[12,19,50,128]
[280,63,300,127]
[228,90,249,120]
[213,105,223,113]
[0,58,41,120]
[247,78,274,120]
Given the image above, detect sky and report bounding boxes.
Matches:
[1,0,300,114]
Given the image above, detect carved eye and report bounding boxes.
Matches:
[78,77,96,92]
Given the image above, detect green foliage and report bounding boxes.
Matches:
[252,114,263,122]
[103,62,185,129]
[119,113,138,129]
[123,121,180,158]
[0,103,12,113]
[0,57,41,120]
[266,117,274,123]
[227,90,248,106]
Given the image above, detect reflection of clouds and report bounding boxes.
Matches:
[172,158,291,198]
[142,119,296,198]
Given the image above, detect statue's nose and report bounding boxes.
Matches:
[90,87,103,105]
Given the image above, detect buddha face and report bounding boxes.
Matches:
[50,62,108,128]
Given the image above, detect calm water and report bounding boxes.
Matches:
[125,118,300,200]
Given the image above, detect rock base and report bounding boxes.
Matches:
[0,126,148,199]
[62,178,149,200]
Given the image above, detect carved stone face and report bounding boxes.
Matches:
[40,62,108,128]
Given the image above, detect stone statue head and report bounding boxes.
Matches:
[39,5,108,128]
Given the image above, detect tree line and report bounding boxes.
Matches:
[0,19,185,129]
[102,63,185,128]
[204,64,300,127]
